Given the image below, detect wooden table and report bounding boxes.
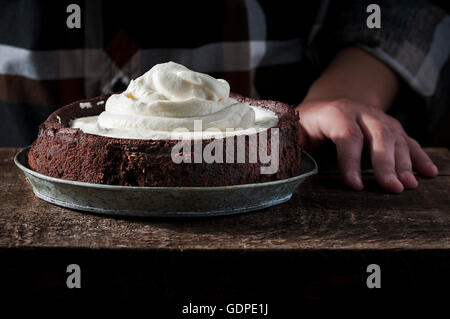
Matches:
[1,147,449,303]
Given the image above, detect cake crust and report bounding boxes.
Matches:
[28,93,302,187]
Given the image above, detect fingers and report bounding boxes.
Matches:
[359,113,404,193]
[407,137,438,177]
[318,106,365,190]
[394,135,418,189]
[298,99,437,193]
[334,125,364,190]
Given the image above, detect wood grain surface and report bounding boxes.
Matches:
[1,147,449,250]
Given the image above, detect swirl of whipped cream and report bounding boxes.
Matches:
[71,62,278,140]
[98,61,256,131]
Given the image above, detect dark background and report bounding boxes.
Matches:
[1,248,449,308]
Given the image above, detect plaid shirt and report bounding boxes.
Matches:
[0,0,449,146]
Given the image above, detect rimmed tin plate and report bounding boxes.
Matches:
[15,147,317,217]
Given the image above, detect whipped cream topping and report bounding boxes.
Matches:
[70,62,278,140]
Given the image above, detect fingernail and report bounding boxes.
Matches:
[385,173,397,183]
[398,170,418,189]
[384,173,404,193]
[348,171,363,190]
[429,164,438,176]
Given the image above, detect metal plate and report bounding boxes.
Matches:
[15,147,317,217]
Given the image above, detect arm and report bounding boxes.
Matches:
[304,47,398,111]
[296,47,438,192]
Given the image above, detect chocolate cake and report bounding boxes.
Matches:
[28,93,302,187]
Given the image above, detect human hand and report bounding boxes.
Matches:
[296,98,438,193]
